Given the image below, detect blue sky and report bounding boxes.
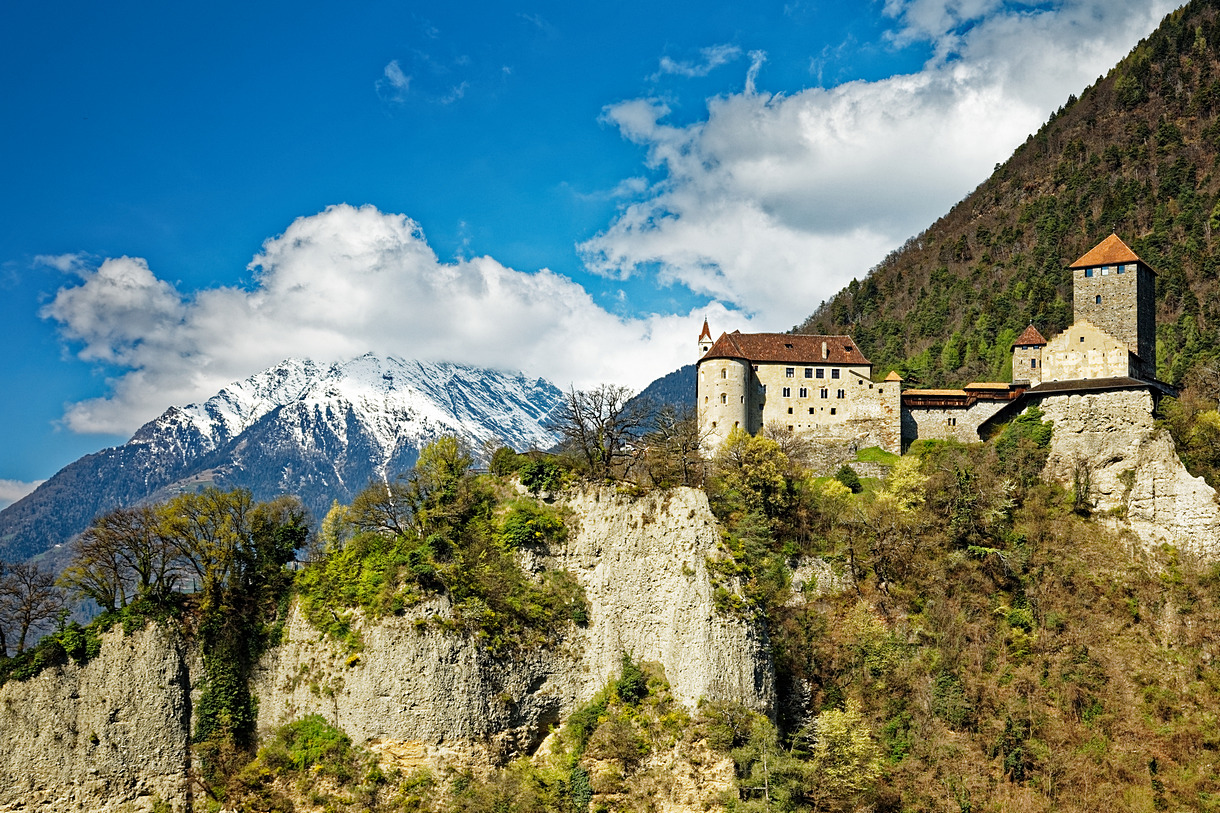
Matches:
[0,0,1180,501]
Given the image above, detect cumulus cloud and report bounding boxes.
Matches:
[580,0,1179,327]
[43,205,748,435]
[0,479,43,510]
[651,44,742,80]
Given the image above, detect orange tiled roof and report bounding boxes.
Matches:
[1069,234,1141,269]
[884,370,903,382]
[700,331,871,366]
[1012,324,1047,347]
[698,318,712,341]
[964,382,1015,390]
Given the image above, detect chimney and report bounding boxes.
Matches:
[821,341,828,360]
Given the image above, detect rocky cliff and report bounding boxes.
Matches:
[252,486,774,771]
[1039,389,1220,557]
[0,625,194,813]
[0,486,770,810]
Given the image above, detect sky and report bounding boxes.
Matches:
[0,0,1182,503]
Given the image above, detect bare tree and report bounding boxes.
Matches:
[2,562,66,654]
[644,405,709,487]
[550,385,651,480]
[59,505,179,612]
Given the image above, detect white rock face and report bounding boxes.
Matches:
[0,625,193,813]
[1039,389,1220,557]
[252,486,774,763]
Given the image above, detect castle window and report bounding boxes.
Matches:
[820,389,828,399]
[741,396,745,403]
[1084,268,1094,277]
[712,421,717,428]
[837,389,845,398]
[1102,266,1109,275]
[831,369,840,379]
[733,421,739,428]
[1095,295,1101,304]
[720,393,727,404]
[788,407,793,414]
[786,367,795,378]
[1080,336,1085,343]
[878,388,883,394]
[830,408,836,415]
[816,368,824,378]
[1031,359,1037,368]
[788,425,794,431]
[805,367,813,378]
[1117,265,1126,274]
[704,396,708,404]
[721,369,727,378]
[799,388,808,397]
[808,408,815,414]
[783,387,791,397]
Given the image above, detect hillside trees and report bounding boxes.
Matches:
[0,561,66,656]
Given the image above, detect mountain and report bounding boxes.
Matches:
[0,354,563,563]
[627,363,696,415]
[799,0,1220,390]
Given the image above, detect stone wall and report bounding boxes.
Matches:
[902,400,1011,444]
[1040,319,1133,382]
[0,625,194,813]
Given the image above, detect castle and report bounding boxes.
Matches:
[696,234,1173,454]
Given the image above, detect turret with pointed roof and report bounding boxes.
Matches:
[698,318,713,356]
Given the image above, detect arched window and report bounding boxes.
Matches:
[720,393,727,404]
[1095,295,1101,304]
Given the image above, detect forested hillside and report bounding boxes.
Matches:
[800,0,1220,389]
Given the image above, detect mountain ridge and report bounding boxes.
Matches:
[0,354,563,563]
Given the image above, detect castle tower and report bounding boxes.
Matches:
[1011,324,1047,386]
[1068,234,1156,379]
[698,318,713,357]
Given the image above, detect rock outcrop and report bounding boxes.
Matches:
[1040,389,1220,557]
[251,486,774,768]
[0,625,194,813]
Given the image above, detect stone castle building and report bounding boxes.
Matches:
[696,234,1171,453]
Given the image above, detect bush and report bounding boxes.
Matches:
[835,465,863,493]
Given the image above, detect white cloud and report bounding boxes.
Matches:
[377,59,411,102]
[43,205,749,435]
[0,479,44,510]
[580,0,1179,328]
[652,44,742,80]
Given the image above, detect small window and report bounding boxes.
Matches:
[1084,268,1094,277]
[831,368,840,379]
[816,368,825,378]
[830,408,836,415]
[786,367,795,378]
[788,425,794,431]
[1080,336,1085,343]
[712,421,717,428]
[1101,266,1109,276]
[788,407,793,414]
[704,396,708,403]
[733,421,739,428]
[782,387,791,397]
[837,389,845,399]
[740,396,745,403]
[720,393,727,404]
[1117,265,1126,274]
[784,343,793,349]
[1095,295,1101,304]
[1031,359,1037,368]
[879,388,884,394]
[808,407,815,414]
[721,369,727,379]
[820,389,828,399]
[804,367,813,378]
[799,387,808,398]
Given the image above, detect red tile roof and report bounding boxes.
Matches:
[1012,325,1047,347]
[700,331,871,365]
[698,318,712,342]
[884,370,903,382]
[1069,234,1141,269]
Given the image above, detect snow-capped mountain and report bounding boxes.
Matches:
[0,354,564,563]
